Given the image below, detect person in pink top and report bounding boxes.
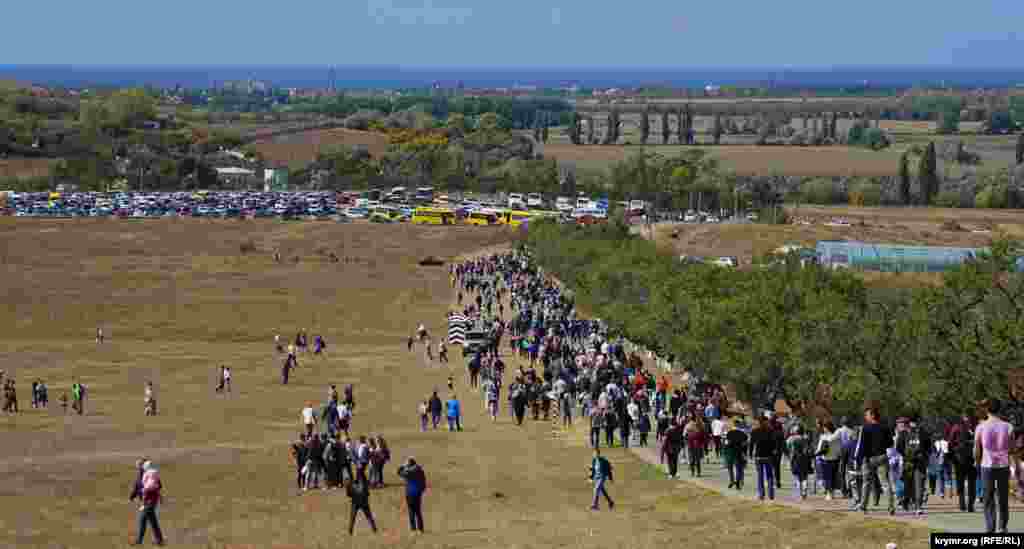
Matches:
[975,398,1014,533]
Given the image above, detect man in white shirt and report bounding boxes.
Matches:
[301,403,317,437]
[711,417,727,459]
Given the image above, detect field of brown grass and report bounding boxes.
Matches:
[0,157,54,180]
[250,129,390,167]
[544,143,902,176]
[651,205,1024,273]
[0,218,931,549]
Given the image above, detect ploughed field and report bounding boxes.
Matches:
[0,218,928,548]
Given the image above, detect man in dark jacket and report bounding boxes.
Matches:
[661,420,684,479]
[346,476,377,535]
[429,392,443,430]
[854,405,895,515]
[129,458,147,502]
[589,448,615,511]
[291,435,308,490]
[397,457,427,533]
[896,414,932,515]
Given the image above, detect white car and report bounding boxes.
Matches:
[684,214,698,223]
[705,216,720,224]
[526,193,544,208]
[711,257,738,268]
[508,193,525,208]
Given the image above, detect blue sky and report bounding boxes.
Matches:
[5,0,1024,67]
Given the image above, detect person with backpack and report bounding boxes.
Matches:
[896,415,932,515]
[588,448,615,511]
[948,413,978,512]
[787,425,814,500]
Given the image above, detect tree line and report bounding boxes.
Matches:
[523,217,1024,423]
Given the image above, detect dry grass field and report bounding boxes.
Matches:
[250,129,390,167]
[652,205,1024,272]
[0,157,55,180]
[544,143,903,176]
[0,218,931,549]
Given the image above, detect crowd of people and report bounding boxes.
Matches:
[447,248,1023,532]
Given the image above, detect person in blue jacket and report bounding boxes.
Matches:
[446,394,462,432]
[397,457,427,533]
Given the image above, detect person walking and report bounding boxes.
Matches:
[588,448,615,511]
[816,421,842,500]
[221,366,231,393]
[144,382,156,416]
[438,341,448,364]
[301,402,317,438]
[346,475,377,535]
[724,419,749,490]
[446,394,462,432]
[397,457,427,534]
[589,407,605,449]
[662,419,684,479]
[685,416,707,477]
[750,416,777,501]
[418,400,429,432]
[429,392,443,430]
[855,405,895,515]
[977,398,1013,533]
[787,425,813,500]
[134,461,165,546]
[952,413,978,512]
[896,415,932,515]
[834,416,857,498]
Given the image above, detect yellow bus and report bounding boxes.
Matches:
[412,207,456,225]
[464,211,499,226]
[498,210,532,227]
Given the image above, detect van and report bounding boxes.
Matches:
[464,211,498,226]
[508,193,525,208]
[412,207,456,225]
[526,193,543,208]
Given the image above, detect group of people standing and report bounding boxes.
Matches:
[2,370,85,415]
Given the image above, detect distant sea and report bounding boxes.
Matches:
[1,65,1023,90]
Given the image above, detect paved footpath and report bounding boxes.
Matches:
[628,443,1024,533]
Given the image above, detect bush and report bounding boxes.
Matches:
[802,178,845,205]
[933,190,961,208]
[975,186,1008,209]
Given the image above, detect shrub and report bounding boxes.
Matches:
[975,186,1008,209]
[933,191,961,208]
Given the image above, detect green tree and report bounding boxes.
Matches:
[918,141,939,205]
[640,107,650,145]
[898,152,912,205]
[937,107,960,134]
[660,109,670,145]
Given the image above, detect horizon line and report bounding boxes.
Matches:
[2,63,1024,71]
